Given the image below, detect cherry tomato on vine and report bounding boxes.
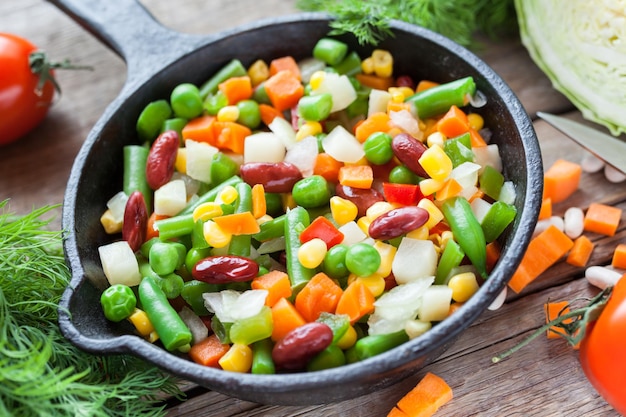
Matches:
[579,275,626,415]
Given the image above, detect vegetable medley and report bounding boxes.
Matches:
[97,37,517,373]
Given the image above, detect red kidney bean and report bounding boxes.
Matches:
[272,322,333,371]
[395,75,415,90]
[368,206,430,240]
[239,162,303,193]
[391,133,430,178]
[122,191,148,252]
[146,130,179,190]
[192,255,259,284]
[335,184,384,217]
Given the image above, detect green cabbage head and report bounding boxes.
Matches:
[515,0,626,136]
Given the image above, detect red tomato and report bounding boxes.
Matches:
[0,33,55,146]
[579,274,626,415]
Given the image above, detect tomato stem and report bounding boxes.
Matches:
[28,51,93,95]
[491,286,613,363]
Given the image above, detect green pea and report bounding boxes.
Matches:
[136,99,172,142]
[204,90,229,115]
[149,241,185,276]
[388,165,421,184]
[236,99,261,129]
[292,175,331,208]
[171,83,203,119]
[185,247,211,274]
[345,242,381,277]
[363,132,394,165]
[323,243,349,279]
[100,284,137,322]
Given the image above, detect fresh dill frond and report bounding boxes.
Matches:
[0,200,184,417]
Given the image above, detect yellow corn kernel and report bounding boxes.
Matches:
[361,57,375,74]
[373,241,397,277]
[175,147,187,174]
[426,131,446,148]
[298,238,328,269]
[218,343,253,373]
[388,86,414,101]
[365,201,395,222]
[281,193,297,211]
[418,198,445,230]
[467,113,484,131]
[440,230,454,248]
[217,105,240,122]
[147,331,160,343]
[309,70,326,90]
[215,185,239,205]
[419,178,444,197]
[406,225,429,240]
[330,196,358,226]
[418,145,453,182]
[336,324,357,350]
[128,308,155,338]
[448,271,480,302]
[296,121,323,140]
[356,216,372,235]
[372,49,393,78]
[357,275,386,297]
[100,209,123,234]
[247,59,270,87]
[192,202,224,222]
[203,220,232,248]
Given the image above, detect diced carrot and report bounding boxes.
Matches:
[212,211,261,235]
[355,73,395,90]
[395,372,453,417]
[468,128,487,147]
[269,56,301,80]
[181,115,216,144]
[544,301,571,339]
[264,70,304,111]
[543,159,582,203]
[188,334,230,368]
[258,103,284,126]
[251,184,266,219]
[566,235,594,267]
[435,178,463,201]
[612,243,626,269]
[485,240,501,273]
[145,212,168,241]
[218,75,253,105]
[508,225,574,293]
[355,112,392,143]
[335,279,375,324]
[447,301,464,317]
[251,270,292,307]
[387,407,410,417]
[416,80,440,92]
[313,153,344,183]
[338,165,374,189]
[436,105,470,138]
[270,297,307,342]
[294,272,344,322]
[212,121,251,154]
[583,202,622,236]
[539,197,552,220]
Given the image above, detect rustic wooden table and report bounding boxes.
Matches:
[2,1,624,416]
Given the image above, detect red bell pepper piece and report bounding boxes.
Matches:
[383,182,425,206]
[299,216,344,249]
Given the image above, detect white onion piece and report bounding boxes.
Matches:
[418,285,453,322]
[311,72,357,112]
[269,117,297,150]
[392,238,438,284]
[98,241,141,286]
[389,109,421,138]
[185,139,218,183]
[338,221,367,246]
[298,57,325,83]
[244,132,286,163]
[321,125,365,163]
[450,162,481,189]
[470,197,492,224]
[498,181,517,205]
[473,144,502,173]
[284,135,318,177]
[106,191,128,223]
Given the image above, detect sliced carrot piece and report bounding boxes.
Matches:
[435,178,463,201]
[146,212,168,241]
[387,407,410,417]
[436,105,470,138]
[212,121,251,154]
[335,279,375,324]
[212,211,261,235]
[508,224,574,293]
[566,235,595,267]
[218,75,253,105]
[264,70,304,111]
[271,297,307,342]
[251,270,292,307]
[355,73,394,90]
[485,240,501,273]
[259,103,284,126]
[251,183,266,219]
[612,243,626,269]
[313,153,344,183]
[543,159,582,203]
[355,112,391,143]
[468,128,487,147]
[583,202,622,236]
[188,334,230,368]
[395,372,453,417]
[539,197,552,220]
[181,115,216,144]
[416,80,440,92]
[544,301,571,339]
[294,272,344,322]
[269,56,301,80]
[338,165,374,189]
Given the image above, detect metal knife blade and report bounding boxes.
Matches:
[537,112,626,175]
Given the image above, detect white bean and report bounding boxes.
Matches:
[563,207,584,239]
[585,266,622,290]
[533,215,564,238]
[604,164,626,183]
[488,287,507,311]
[581,152,604,173]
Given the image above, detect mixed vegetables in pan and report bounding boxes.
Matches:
[97,37,517,373]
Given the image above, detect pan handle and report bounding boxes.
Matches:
[46,0,209,87]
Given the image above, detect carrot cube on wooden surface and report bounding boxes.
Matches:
[543,159,582,203]
[583,203,622,236]
[566,235,594,267]
[394,372,453,417]
[612,243,626,269]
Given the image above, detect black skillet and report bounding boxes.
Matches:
[52,0,543,406]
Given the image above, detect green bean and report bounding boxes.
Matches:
[405,76,476,119]
[177,175,243,215]
[434,239,465,285]
[154,214,195,241]
[284,206,315,292]
[307,345,346,371]
[347,330,409,362]
[138,276,192,352]
[199,59,247,99]
[149,241,185,276]
[210,152,239,186]
[251,338,276,374]
[161,117,187,137]
[138,258,184,299]
[298,93,333,122]
[253,214,286,242]
[136,99,172,142]
[123,145,152,210]
[180,279,218,315]
[228,182,253,257]
[333,50,362,76]
[313,38,348,66]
